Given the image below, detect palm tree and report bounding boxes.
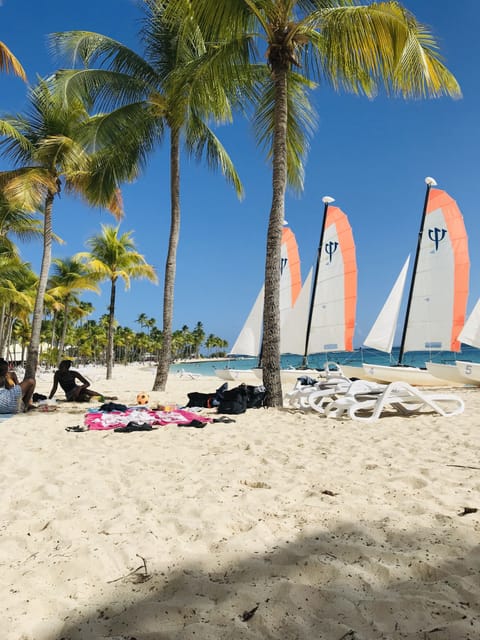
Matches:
[0,193,44,256]
[0,41,26,80]
[76,224,158,379]
[47,256,100,361]
[51,0,243,392]
[0,252,36,358]
[163,0,461,405]
[0,79,125,377]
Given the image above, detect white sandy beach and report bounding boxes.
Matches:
[1,365,480,639]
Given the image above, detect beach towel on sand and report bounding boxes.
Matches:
[84,407,211,430]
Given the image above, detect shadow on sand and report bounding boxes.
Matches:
[54,519,480,640]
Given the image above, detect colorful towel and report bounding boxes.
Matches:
[84,407,211,431]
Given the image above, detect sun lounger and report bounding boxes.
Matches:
[284,374,352,412]
[324,380,464,422]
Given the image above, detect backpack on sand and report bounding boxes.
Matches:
[245,385,266,408]
[186,382,227,409]
[217,384,248,415]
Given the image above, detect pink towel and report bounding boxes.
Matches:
[85,408,211,431]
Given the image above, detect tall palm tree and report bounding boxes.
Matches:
[163,0,461,406]
[47,256,100,361]
[76,224,158,379]
[0,79,125,377]
[0,41,26,80]
[51,0,244,391]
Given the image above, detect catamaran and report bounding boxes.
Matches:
[215,222,302,382]
[254,196,357,385]
[352,177,470,386]
[426,298,480,385]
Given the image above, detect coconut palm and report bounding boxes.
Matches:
[0,79,125,377]
[162,0,461,405]
[0,253,36,358]
[0,41,26,80]
[76,224,158,379]
[47,256,101,361]
[51,0,244,391]
[0,193,44,256]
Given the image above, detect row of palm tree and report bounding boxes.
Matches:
[0,3,461,406]
[4,306,228,368]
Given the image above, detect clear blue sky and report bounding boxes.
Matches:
[1,1,479,349]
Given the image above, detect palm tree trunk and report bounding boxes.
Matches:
[25,191,55,378]
[262,65,289,407]
[57,300,69,364]
[106,277,117,379]
[0,303,6,357]
[50,311,57,350]
[153,126,181,391]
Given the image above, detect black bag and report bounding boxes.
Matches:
[246,385,266,408]
[186,382,227,409]
[217,384,248,414]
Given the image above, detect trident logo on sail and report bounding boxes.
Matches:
[325,241,338,264]
[280,257,288,275]
[428,227,447,252]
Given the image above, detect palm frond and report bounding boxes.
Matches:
[185,114,244,198]
[0,41,27,80]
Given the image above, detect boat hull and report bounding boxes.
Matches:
[425,362,474,386]
[215,368,259,383]
[455,361,480,383]
[339,365,380,382]
[361,363,450,386]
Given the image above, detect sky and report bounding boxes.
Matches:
[1,0,479,350]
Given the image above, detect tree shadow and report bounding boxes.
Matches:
[55,519,480,640]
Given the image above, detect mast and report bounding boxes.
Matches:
[397,176,437,365]
[301,196,334,367]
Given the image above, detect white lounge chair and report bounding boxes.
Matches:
[284,373,352,412]
[324,380,464,422]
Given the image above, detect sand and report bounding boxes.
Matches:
[1,365,479,640]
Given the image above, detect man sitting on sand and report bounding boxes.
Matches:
[49,360,106,402]
[0,359,36,413]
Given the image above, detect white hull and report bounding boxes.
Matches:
[425,362,475,386]
[339,365,381,382]
[455,360,480,383]
[251,367,324,386]
[361,363,450,386]
[215,368,259,383]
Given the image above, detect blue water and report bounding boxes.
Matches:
[170,345,480,377]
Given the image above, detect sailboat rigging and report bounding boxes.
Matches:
[360,177,470,386]
[274,196,357,383]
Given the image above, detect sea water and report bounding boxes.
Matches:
[170,344,480,377]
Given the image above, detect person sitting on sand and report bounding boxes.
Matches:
[49,360,106,402]
[0,360,36,413]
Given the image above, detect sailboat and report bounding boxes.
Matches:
[424,299,480,385]
[260,196,357,385]
[215,222,302,382]
[358,177,470,386]
[341,256,411,381]
[454,299,480,383]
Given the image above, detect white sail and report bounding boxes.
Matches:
[229,225,301,357]
[403,189,469,353]
[458,298,480,349]
[229,286,264,356]
[280,268,313,354]
[364,256,410,353]
[307,206,357,354]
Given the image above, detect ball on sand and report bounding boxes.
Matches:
[136,392,149,405]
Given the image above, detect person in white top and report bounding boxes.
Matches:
[0,359,36,413]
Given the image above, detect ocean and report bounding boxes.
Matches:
[170,345,480,377]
